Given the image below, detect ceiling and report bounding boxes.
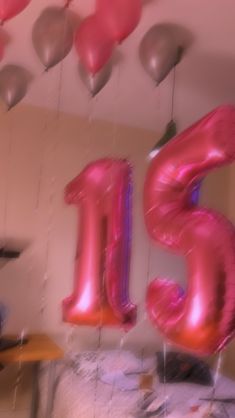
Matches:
[3,0,235,133]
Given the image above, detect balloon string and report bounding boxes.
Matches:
[12,329,26,410]
[138,233,153,393]
[112,62,121,151]
[2,116,14,248]
[39,2,68,322]
[209,351,223,414]
[93,327,102,418]
[34,108,51,211]
[65,324,76,354]
[56,61,64,121]
[170,66,176,121]
[163,341,168,417]
[107,61,123,415]
[85,95,101,418]
[86,96,97,165]
[40,60,64,324]
[102,61,122,418]
[107,330,126,418]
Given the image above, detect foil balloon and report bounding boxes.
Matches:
[149,120,201,206]
[139,24,183,85]
[144,105,235,356]
[0,0,31,23]
[75,14,114,75]
[63,159,137,329]
[0,64,32,110]
[96,0,142,44]
[78,60,112,97]
[191,180,202,206]
[32,7,74,70]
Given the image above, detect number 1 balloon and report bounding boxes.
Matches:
[0,0,31,23]
[0,64,32,110]
[144,105,235,356]
[32,7,74,71]
[63,159,137,329]
[139,25,183,85]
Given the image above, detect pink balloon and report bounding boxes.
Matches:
[75,14,115,75]
[63,159,137,329]
[97,0,142,43]
[0,0,31,23]
[144,105,235,356]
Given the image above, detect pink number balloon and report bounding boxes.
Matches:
[97,0,142,43]
[75,14,115,75]
[144,105,235,356]
[0,0,31,23]
[63,159,137,329]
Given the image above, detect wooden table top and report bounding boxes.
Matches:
[0,334,64,363]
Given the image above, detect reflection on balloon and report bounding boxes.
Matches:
[63,159,137,329]
[78,60,112,97]
[75,15,114,75]
[190,180,202,206]
[0,64,32,110]
[32,7,74,70]
[97,0,142,43]
[139,24,183,85]
[0,0,31,23]
[144,105,235,356]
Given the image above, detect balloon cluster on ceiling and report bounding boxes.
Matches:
[0,0,185,109]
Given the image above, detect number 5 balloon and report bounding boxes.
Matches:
[144,105,235,356]
[0,0,31,23]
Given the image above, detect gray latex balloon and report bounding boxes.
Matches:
[32,6,74,70]
[0,65,31,110]
[139,25,183,85]
[79,61,112,97]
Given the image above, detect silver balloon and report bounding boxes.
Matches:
[139,24,183,85]
[32,6,74,70]
[0,65,31,110]
[79,61,112,97]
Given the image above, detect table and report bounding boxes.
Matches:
[0,334,64,418]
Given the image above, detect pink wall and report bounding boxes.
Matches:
[0,104,231,357]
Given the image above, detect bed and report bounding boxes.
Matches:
[38,350,235,417]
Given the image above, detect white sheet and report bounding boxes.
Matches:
[39,355,235,418]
